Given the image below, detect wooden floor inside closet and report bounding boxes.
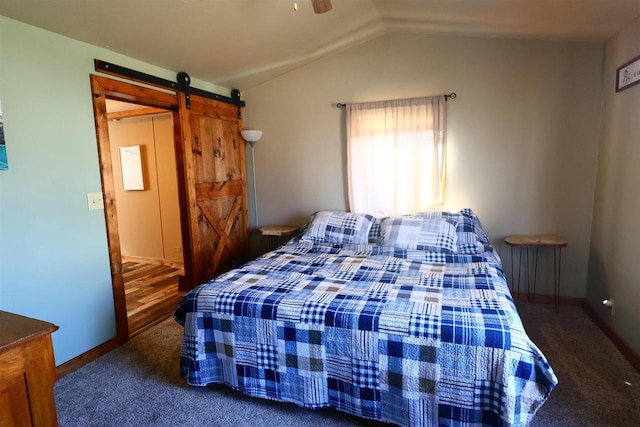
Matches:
[123,261,185,335]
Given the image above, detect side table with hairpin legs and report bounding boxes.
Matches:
[504,234,568,313]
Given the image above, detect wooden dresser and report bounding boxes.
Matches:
[0,311,59,426]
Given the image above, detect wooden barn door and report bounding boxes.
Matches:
[177,93,248,290]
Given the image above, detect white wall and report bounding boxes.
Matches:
[587,15,640,355]
[0,16,226,364]
[243,32,604,298]
[109,114,183,263]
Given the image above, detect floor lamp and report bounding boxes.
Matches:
[240,129,263,229]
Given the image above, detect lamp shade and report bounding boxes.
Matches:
[241,129,263,143]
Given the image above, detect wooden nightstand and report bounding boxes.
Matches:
[0,311,59,426]
[259,225,300,251]
[505,234,567,313]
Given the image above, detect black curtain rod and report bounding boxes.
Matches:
[336,92,457,108]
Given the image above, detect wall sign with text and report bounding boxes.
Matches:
[119,145,145,191]
[616,54,640,92]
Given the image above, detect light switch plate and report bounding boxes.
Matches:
[87,192,104,210]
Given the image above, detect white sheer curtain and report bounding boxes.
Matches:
[346,95,447,217]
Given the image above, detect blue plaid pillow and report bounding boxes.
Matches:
[301,211,375,244]
[411,209,491,254]
[457,208,492,253]
[380,216,458,253]
[368,218,382,243]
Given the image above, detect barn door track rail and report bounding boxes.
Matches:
[94,59,245,116]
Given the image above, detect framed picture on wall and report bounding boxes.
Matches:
[616,54,640,92]
[0,100,7,171]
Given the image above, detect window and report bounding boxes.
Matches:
[346,96,447,216]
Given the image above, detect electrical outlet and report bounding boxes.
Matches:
[175,246,182,253]
[87,192,104,210]
[602,299,615,316]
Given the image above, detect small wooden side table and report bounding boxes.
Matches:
[259,225,300,251]
[0,311,59,426]
[504,235,568,313]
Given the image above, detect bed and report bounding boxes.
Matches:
[174,209,557,426]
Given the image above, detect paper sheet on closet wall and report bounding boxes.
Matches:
[119,145,145,191]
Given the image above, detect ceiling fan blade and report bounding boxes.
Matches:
[311,0,332,14]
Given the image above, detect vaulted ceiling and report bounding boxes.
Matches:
[2,0,640,90]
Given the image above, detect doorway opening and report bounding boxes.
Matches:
[90,74,189,343]
[106,99,185,335]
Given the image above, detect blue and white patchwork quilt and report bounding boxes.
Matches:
[175,214,557,426]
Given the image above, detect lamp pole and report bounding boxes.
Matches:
[240,130,263,230]
[249,140,259,229]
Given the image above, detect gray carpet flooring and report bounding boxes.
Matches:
[54,303,640,426]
